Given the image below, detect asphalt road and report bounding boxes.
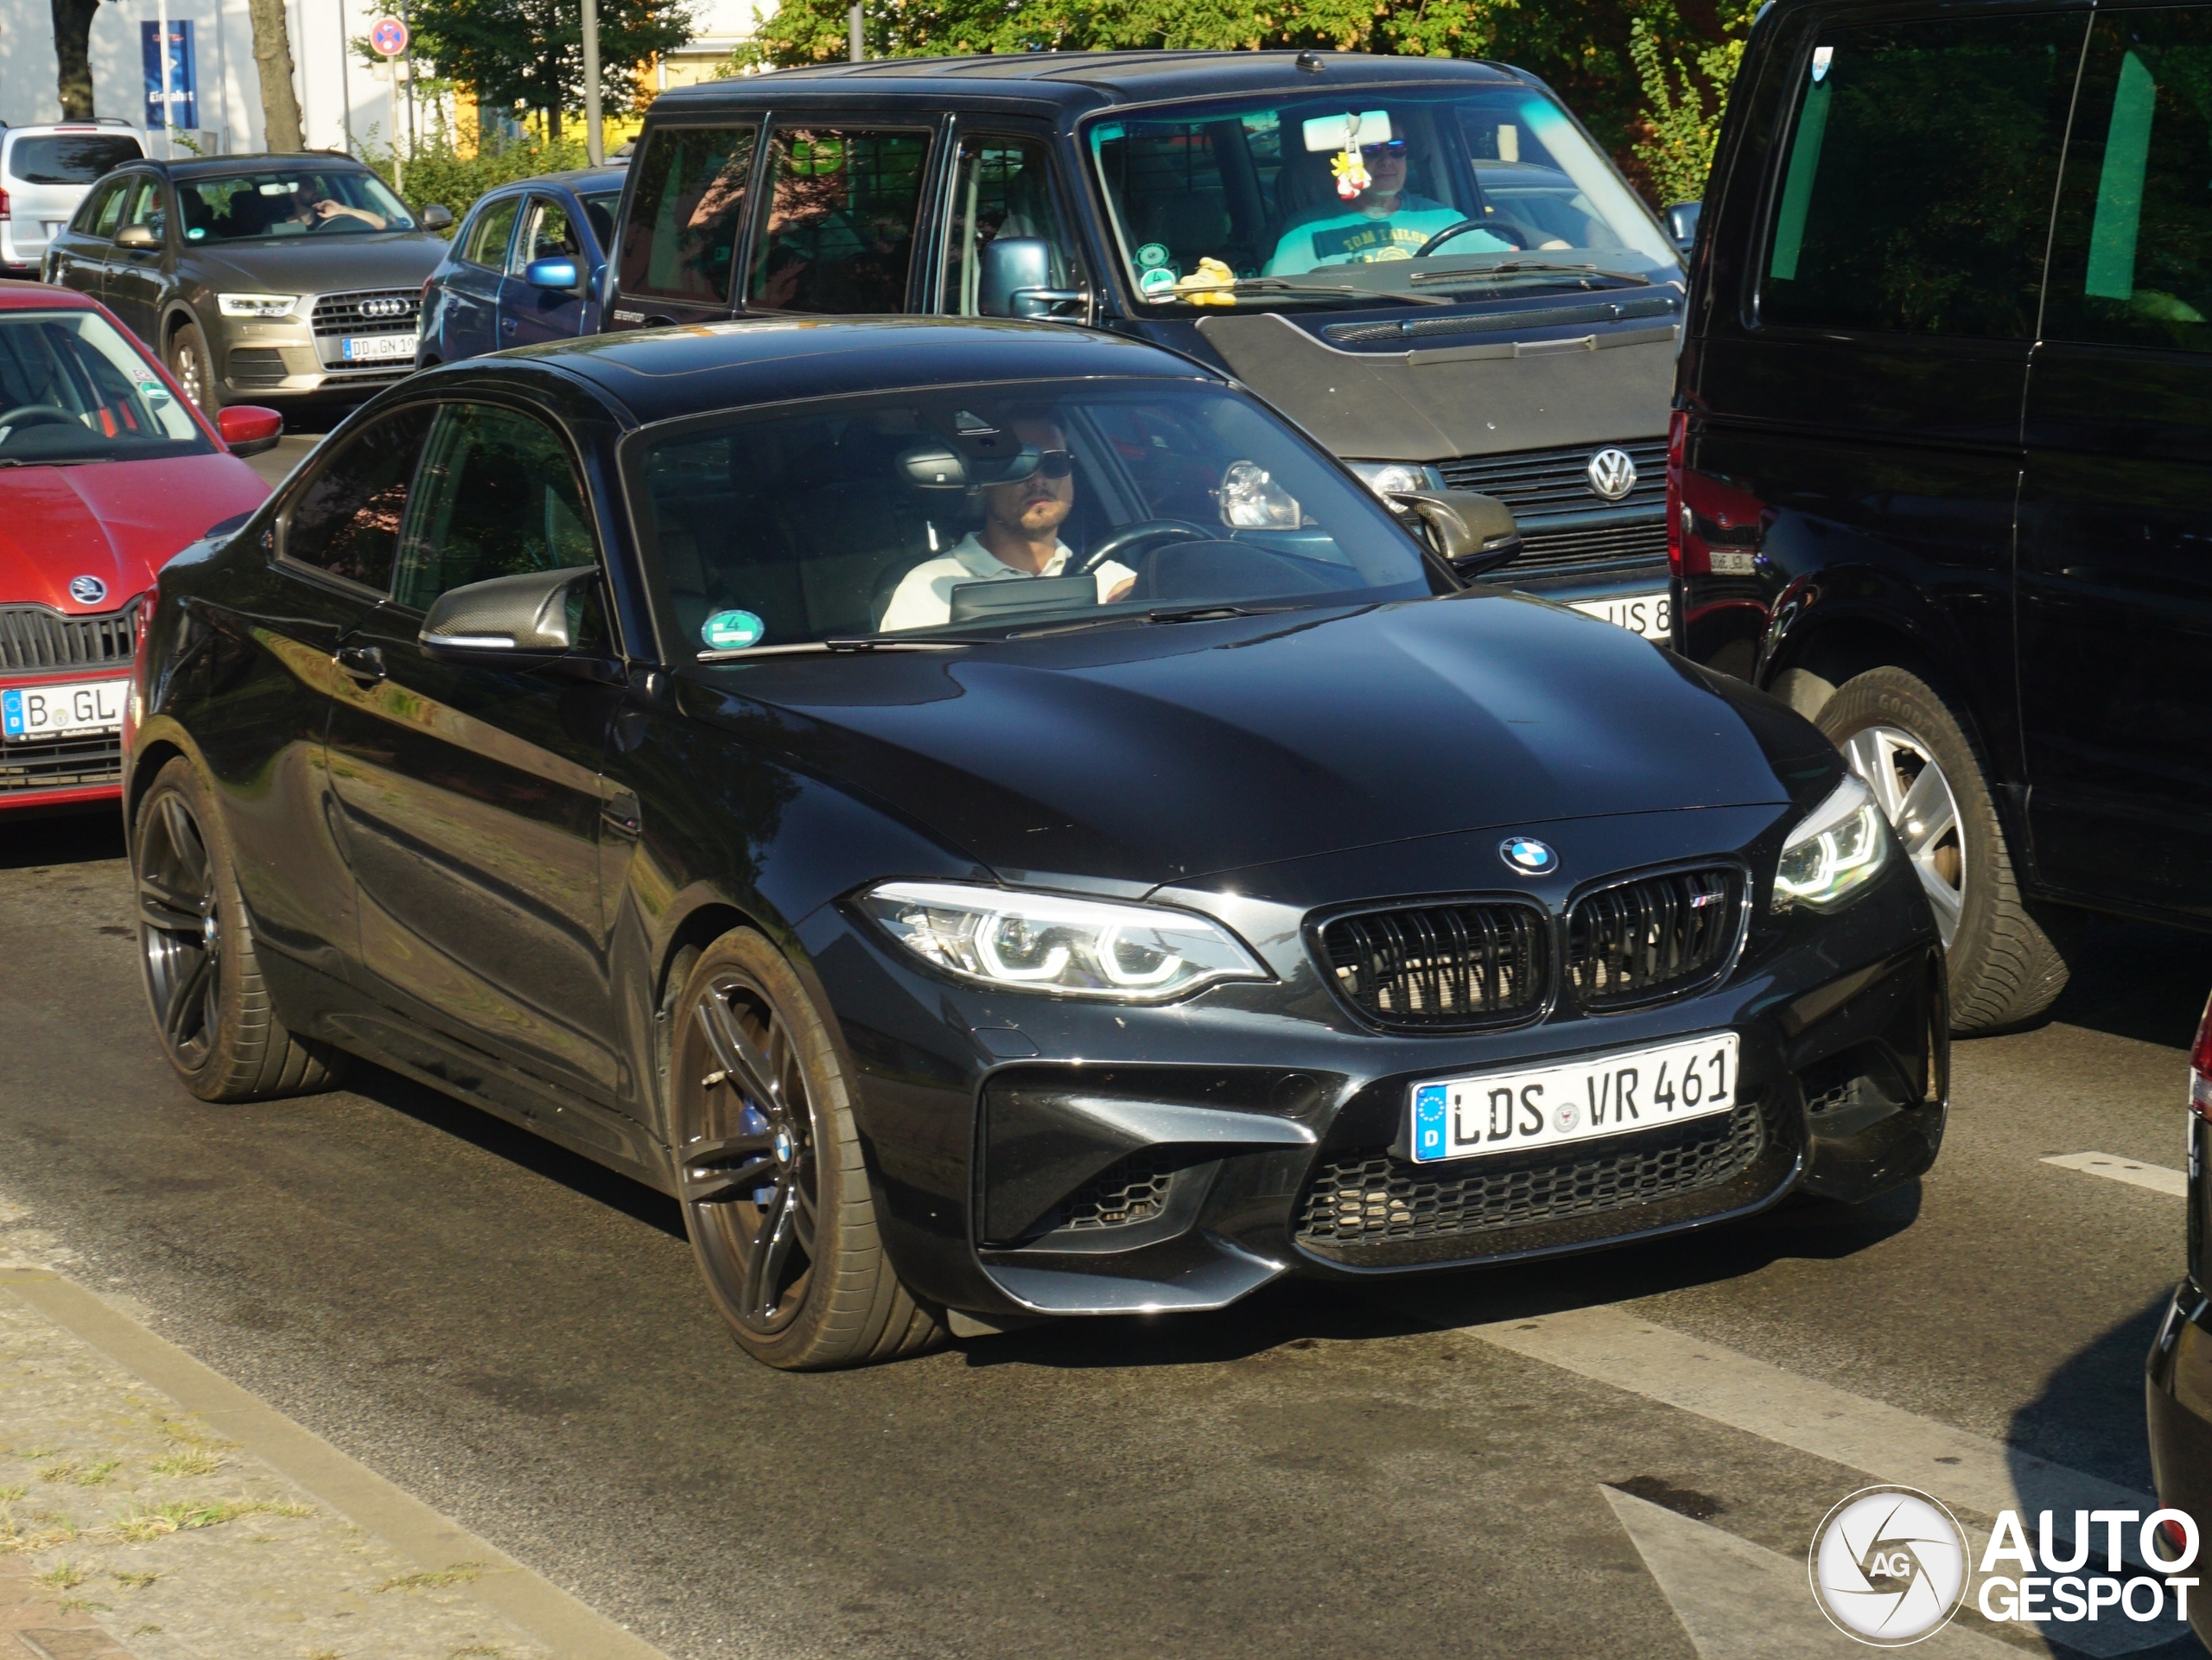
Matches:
[3,806,2209,1657]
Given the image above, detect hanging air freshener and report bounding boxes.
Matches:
[1332,112,1371,201]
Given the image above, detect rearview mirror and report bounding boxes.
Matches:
[420,203,454,231]
[979,237,1084,320]
[1665,201,1701,257]
[1387,490,1522,579]
[115,223,159,250]
[217,404,283,457]
[419,564,600,667]
[524,255,580,292]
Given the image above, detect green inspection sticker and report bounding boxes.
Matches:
[701,609,766,651]
[1135,242,1171,269]
[1139,264,1179,294]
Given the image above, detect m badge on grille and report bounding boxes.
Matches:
[1586,448,1637,501]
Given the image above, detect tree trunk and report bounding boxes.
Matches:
[545,104,563,142]
[247,0,305,151]
[50,0,101,120]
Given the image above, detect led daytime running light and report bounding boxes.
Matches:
[1773,773,1890,912]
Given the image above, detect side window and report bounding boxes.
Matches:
[462,196,521,269]
[2044,10,2212,353]
[392,404,596,615]
[512,196,579,273]
[79,177,130,238]
[942,135,1085,315]
[1759,16,2085,338]
[123,178,168,242]
[618,124,759,303]
[749,128,931,314]
[279,406,436,593]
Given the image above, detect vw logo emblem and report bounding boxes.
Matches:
[1499,836,1559,877]
[67,575,108,605]
[1586,447,1637,502]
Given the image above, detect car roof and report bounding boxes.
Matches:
[139,151,374,181]
[474,166,630,204]
[467,315,1223,427]
[0,278,102,311]
[656,49,1525,115]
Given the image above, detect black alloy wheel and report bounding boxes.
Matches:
[133,758,340,1101]
[670,928,941,1370]
[167,321,218,417]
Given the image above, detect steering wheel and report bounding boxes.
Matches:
[1414,219,1529,258]
[1073,519,1216,577]
[0,405,80,430]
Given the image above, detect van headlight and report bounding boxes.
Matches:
[1347,461,1445,498]
[1773,774,1890,912]
[860,881,1270,1002]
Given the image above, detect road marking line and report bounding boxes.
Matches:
[2041,1152,2188,1199]
[1470,1305,2152,1527]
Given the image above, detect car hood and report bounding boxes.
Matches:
[693,591,1841,888]
[0,455,269,614]
[189,234,447,296]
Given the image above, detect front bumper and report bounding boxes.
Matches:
[797,805,1948,1324]
[215,314,416,403]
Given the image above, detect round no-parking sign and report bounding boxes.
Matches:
[370,16,409,56]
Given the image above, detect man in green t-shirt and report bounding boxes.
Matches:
[1264,138,1514,276]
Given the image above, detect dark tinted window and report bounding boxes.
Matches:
[2044,9,2212,353]
[393,404,595,613]
[749,128,930,314]
[1761,16,2085,338]
[9,135,142,185]
[942,135,1084,315]
[619,125,757,303]
[281,408,435,592]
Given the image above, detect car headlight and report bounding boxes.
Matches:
[1773,773,1891,911]
[1347,461,1445,499]
[859,881,1271,1002]
[218,293,299,319]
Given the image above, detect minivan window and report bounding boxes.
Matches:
[942,135,1084,316]
[1760,16,2083,339]
[1087,89,1677,310]
[2044,9,2212,354]
[8,134,142,185]
[749,128,931,314]
[619,125,759,304]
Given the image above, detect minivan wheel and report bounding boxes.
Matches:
[669,928,943,1371]
[133,758,343,1100]
[1816,667,2075,1034]
[167,321,218,416]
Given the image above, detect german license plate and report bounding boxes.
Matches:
[1408,1031,1739,1165]
[1572,590,1672,640]
[2,677,126,741]
[340,334,414,362]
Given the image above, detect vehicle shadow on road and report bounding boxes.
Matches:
[1,809,125,871]
[2007,1289,2171,1498]
[2012,919,2212,1053]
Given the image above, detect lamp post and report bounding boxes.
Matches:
[582,0,603,165]
[848,3,862,61]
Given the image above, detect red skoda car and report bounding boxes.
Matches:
[0,281,278,816]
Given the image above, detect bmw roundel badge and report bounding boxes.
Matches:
[1499,836,1560,876]
[67,575,108,606]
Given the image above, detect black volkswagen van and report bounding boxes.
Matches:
[1674,0,2212,1033]
[601,51,1689,639]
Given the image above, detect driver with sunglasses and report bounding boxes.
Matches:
[879,412,1135,632]
[1264,135,1512,276]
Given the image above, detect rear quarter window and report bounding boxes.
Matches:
[618,124,759,304]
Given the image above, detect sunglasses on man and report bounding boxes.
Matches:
[1359,139,1409,157]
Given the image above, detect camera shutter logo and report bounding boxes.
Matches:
[1809,1486,1969,1646]
[1586,447,1638,502]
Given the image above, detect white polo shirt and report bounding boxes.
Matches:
[879,534,1136,633]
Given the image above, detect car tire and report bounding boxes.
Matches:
[133,758,344,1101]
[668,927,943,1371]
[1816,667,2077,1034]
[167,319,219,417]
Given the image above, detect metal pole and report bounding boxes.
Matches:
[400,0,417,158]
[848,3,862,62]
[340,0,355,153]
[582,0,602,165]
[156,0,174,156]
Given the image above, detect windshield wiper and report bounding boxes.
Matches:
[1153,278,1448,308]
[696,638,976,662]
[1007,603,1300,639]
[1411,260,1652,289]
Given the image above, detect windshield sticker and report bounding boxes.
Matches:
[1139,264,1179,296]
[186,226,207,240]
[1811,46,1834,81]
[1135,242,1171,270]
[701,609,766,652]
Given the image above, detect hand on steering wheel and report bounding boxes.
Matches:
[1413,219,1529,258]
[1072,519,1216,577]
[0,404,81,431]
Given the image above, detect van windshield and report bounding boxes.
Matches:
[1087,88,1679,309]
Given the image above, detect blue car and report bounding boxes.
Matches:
[418,166,625,365]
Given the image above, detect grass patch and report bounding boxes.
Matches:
[0,1485,22,1503]
[35,1561,83,1589]
[69,1458,120,1486]
[113,1498,312,1542]
[16,1447,56,1460]
[111,1569,161,1588]
[56,1597,110,1614]
[149,1448,220,1478]
[35,1462,76,1483]
[376,1561,486,1593]
[449,1647,506,1658]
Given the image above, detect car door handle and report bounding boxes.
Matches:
[500,317,518,332]
[334,644,385,685]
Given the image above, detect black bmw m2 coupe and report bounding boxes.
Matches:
[121,318,1946,1369]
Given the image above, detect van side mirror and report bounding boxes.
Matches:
[420,203,454,231]
[979,236,1084,319]
[1665,201,1701,257]
[524,255,581,292]
[115,223,159,250]
[1388,490,1522,579]
[419,564,600,667]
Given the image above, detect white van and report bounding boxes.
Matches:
[1,121,147,277]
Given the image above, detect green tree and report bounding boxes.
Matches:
[1629,3,1745,204]
[411,0,696,141]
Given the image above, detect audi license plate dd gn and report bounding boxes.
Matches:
[2,678,126,742]
[340,334,414,363]
[1571,591,1672,641]
[1408,1032,1739,1164]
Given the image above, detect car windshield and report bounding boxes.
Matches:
[636,377,1446,653]
[0,309,207,464]
[178,169,416,242]
[1088,86,1680,308]
[8,134,142,185]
